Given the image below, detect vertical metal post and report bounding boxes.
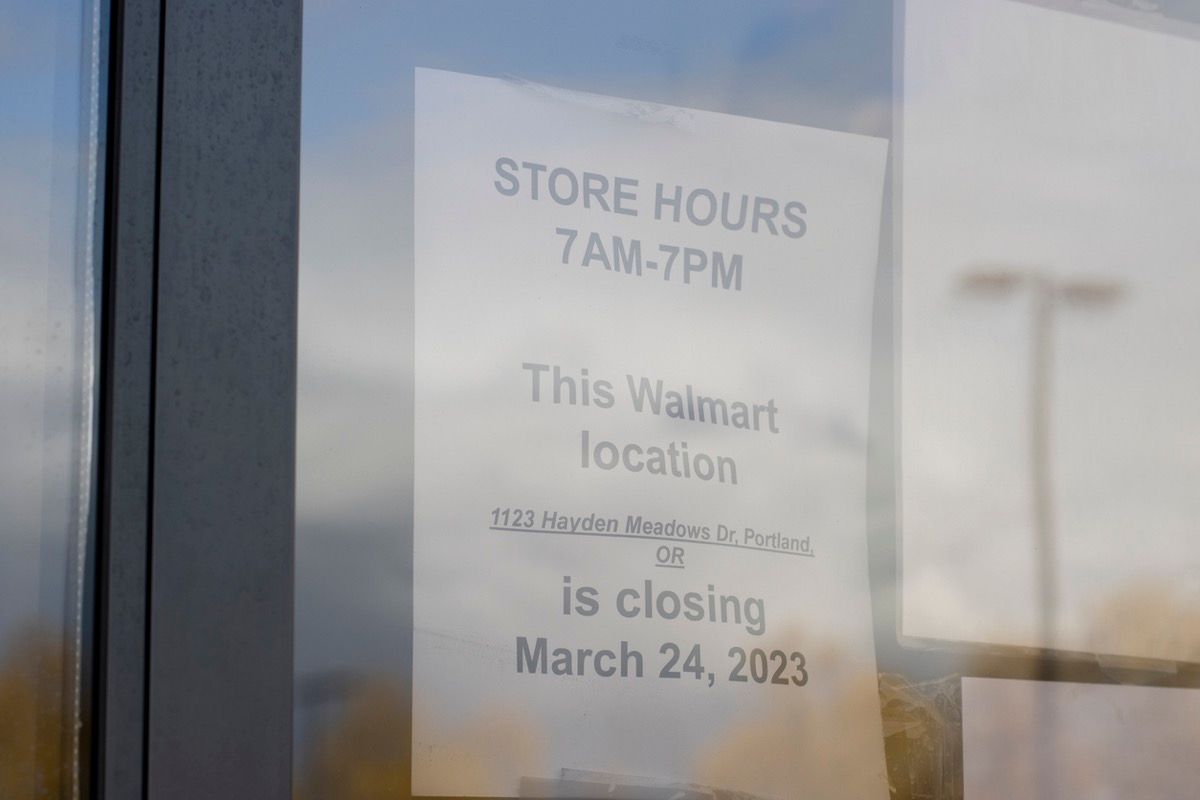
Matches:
[144,2,301,798]
[1029,277,1059,800]
[1029,277,1058,655]
[94,0,160,797]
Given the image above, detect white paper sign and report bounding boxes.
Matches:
[962,678,1200,799]
[414,68,889,799]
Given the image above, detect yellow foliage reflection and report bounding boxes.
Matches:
[296,581,1200,800]
[298,679,547,800]
[0,626,66,800]
[1088,581,1200,663]
[695,630,887,799]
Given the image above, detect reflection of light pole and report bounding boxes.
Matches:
[959,266,1124,800]
[959,268,1124,650]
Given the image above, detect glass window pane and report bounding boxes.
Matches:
[0,0,105,797]
[297,4,892,799]
[296,2,1200,798]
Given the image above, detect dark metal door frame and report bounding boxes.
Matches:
[95,2,302,798]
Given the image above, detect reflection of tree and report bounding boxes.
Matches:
[695,670,886,799]
[1087,580,1200,663]
[695,631,888,800]
[410,705,544,796]
[296,584,1200,800]
[880,675,961,800]
[296,678,546,800]
[296,628,889,800]
[0,625,65,800]
[296,679,407,800]
[883,580,1200,800]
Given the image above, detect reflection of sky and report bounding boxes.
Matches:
[0,2,58,136]
[0,0,93,650]
[302,0,892,146]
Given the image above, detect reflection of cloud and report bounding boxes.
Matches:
[0,127,85,646]
[294,523,410,679]
[297,0,892,523]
